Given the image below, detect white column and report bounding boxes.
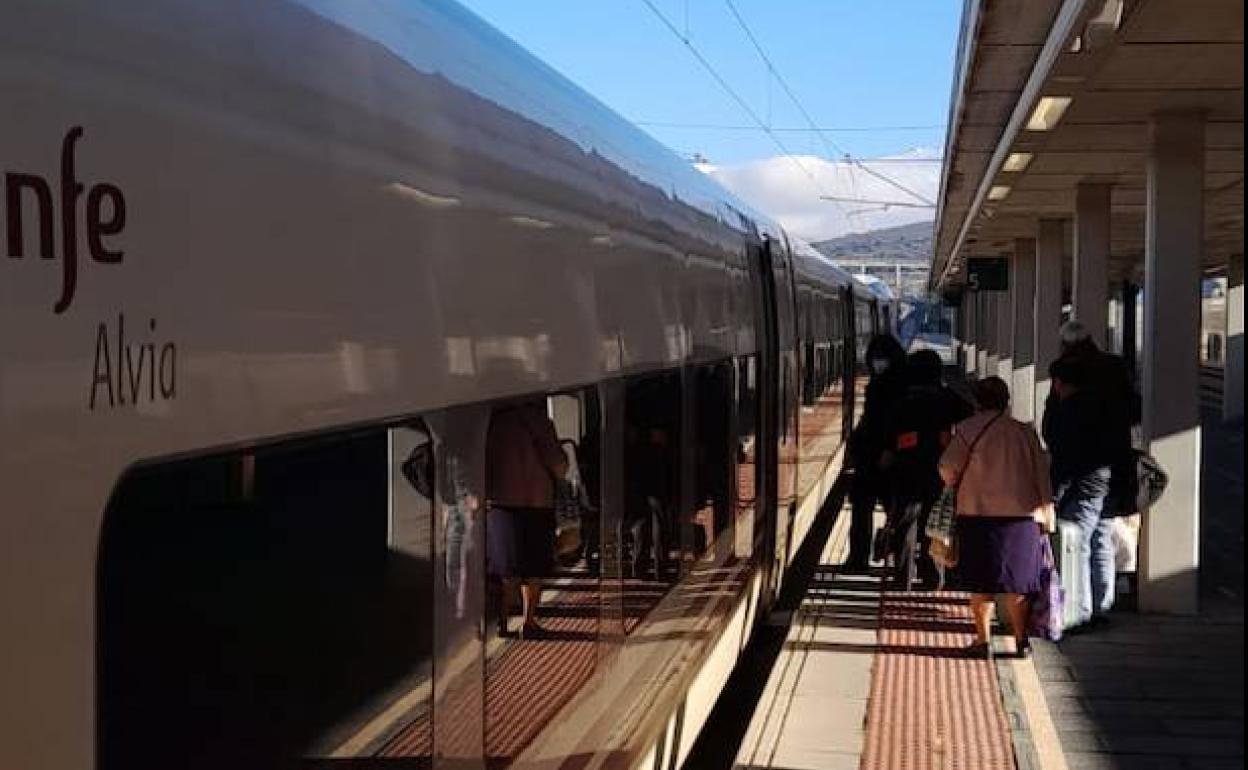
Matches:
[1035,219,1066,425]
[985,292,1000,376]
[964,290,978,375]
[1139,111,1204,615]
[1227,253,1244,422]
[997,261,1015,380]
[977,291,990,375]
[1075,183,1112,347]
[1012,238,1037,422]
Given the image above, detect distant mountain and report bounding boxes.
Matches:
[812,221,934,263]
[697,149,941,242]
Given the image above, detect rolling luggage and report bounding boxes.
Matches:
[1052,519,1087,630]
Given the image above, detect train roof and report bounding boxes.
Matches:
[301,2,878,295]
[854,275,897,302]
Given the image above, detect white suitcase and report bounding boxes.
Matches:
[1052,519,1087,630]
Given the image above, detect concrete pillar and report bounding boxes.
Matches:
[997,262,1015,380]
[1075,183,1112,347]
[985,293,1000,376]
[1139,112,1204,615]
[1227,253,1244,423]
[1012,238,1037,422]
[1035,219,1066,425]
[964,290,978,376]
[977,292,989,375]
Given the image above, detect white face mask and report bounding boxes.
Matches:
[869,358,891,375]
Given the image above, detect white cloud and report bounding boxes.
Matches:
[699,148,942,242]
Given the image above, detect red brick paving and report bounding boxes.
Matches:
[861,590,1016,770]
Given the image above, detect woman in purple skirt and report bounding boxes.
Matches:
[939,377,1055,658]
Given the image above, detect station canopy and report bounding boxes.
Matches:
[931,0,1245,291]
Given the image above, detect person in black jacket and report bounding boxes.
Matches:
[1045,321,1138,512]
[846,334,908,569]
[1044,355,1120,627]
[883,350,974,589]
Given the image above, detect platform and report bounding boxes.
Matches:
[699,404,1245,770]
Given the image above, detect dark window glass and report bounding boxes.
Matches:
[98,425,434,770]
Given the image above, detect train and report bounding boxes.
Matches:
[0,2,897,769]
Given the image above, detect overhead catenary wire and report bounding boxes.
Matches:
[719,0,861,225]
[721,0,937,208]
[637,0,845,216]
[634,121,945,133]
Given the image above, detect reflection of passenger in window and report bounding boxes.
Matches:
[625,377,680,580]
[485,400,568,639]
[693,364,732,559]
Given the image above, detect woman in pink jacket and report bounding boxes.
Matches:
[939,377,1055,658]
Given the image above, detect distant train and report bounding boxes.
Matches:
[0,2,896,769]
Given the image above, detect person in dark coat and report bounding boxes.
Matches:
[1042,320,1139,628]
[1044,356,1120,627]
[846,334,907,569]
[883,350,974,589]
[1045,320,1138,513]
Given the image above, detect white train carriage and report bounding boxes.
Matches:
[0,2,893,768]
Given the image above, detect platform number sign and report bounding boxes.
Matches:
[967,257,1009,291]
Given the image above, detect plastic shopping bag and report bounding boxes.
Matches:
[1028,537,1064,642]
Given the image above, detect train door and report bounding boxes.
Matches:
[746,238,781,609]
[771,242,800,590]
[842,287,859,435]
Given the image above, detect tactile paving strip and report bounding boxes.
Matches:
[860,591,1016,770]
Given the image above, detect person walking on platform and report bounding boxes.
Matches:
[1046,320,1139,514]
[883,350,973,589]
[1044,357,1121,627]
[846,334,908,570]
[940,377,1055,658]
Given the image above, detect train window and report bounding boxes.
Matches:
[621,371,683,584]
[735,355,758,558]
[98,424,436,769]
[689,361,735,562]
[476,388,603,769]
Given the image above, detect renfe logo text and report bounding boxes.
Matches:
[3,126,126,313]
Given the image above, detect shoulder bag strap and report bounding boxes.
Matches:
[952,410,1005,487]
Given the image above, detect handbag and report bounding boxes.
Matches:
[925,487,959,568]
[925,411,1004,568]
[1028,537,1064,642]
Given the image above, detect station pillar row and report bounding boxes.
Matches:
[964,289,978,377]
[978,291,990,375]
[1075,182,1112,347]
[1012,238,1037,423]
[1034,218,1066,426]
[1139,111,1204,615]
[997,262,1015,382]
[984,291,999,376]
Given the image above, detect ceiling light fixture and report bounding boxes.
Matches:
[988,185,1012,201]
[1003,152,1034,173]
[1026,96,1073,131]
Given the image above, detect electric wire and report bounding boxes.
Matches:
[721,0,937,207]
[634,121,945,133]
[637,0,842,213]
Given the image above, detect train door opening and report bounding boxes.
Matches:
[746,239,781,608]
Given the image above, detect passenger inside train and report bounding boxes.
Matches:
[485,399,568,639]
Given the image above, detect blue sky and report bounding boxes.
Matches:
[456,0,962,165]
